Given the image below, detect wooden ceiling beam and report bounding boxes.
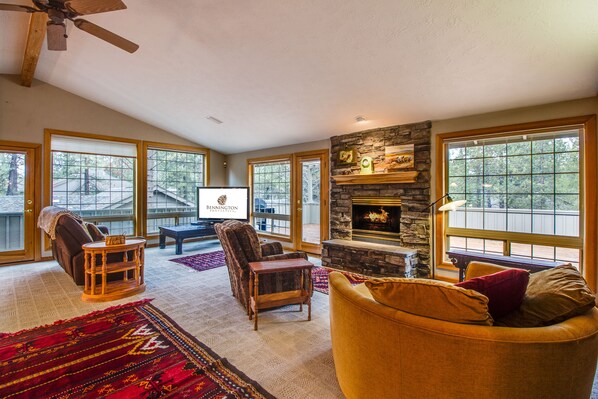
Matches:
[21,13,47,88]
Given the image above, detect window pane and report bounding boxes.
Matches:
[507,141,531,156]
[507,155,531,174]
[146,149,205,233]
[252,161,291,237]
[532,245,555,261]
[532,175,553,194]
[511,243,532,258]
[52,151,135,235]
[555,152,579,173]
[445,128,581,241]
[466,158,483,176]
[448,236,466,250]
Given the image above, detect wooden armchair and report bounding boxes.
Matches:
[215,220,308,311]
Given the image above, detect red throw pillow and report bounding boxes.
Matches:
[456,269,529,319]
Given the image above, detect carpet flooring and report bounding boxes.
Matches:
[0,299,274,398]
[0,241,343,398]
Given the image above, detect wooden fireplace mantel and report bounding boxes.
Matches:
[331,171,419,185]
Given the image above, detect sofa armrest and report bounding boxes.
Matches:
[97,225,109,235]
[465,261,511,280]
[262,251,308,262]
[261,242,283,257]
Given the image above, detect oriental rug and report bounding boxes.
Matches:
[170,250,226,272]
[312,266,369,295]
[0,299,274,399]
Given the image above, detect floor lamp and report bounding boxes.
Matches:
[424,194,467,279]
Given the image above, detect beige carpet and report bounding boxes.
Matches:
[0,240,344,399]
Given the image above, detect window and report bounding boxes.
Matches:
[250,159,291,237]
[437,116,596,284]
[50,135,137,235]
[146,147,205,234]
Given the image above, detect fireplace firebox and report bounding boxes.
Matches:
[351,197,401,242]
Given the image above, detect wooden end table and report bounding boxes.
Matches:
[82,238,146,302]
[248,258,314,331]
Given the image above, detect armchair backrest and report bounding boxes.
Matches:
[215,220,264,269]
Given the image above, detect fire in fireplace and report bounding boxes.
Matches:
[352,197,401,242]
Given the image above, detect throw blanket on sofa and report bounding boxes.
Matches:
[38,206,82,240]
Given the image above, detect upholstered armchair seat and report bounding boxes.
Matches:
[215,220,308,310]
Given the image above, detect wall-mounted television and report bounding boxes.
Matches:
[196,186,250,221]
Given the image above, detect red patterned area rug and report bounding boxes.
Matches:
[312,266,369,294]
[170,250,226,272]
[0,299,274,399]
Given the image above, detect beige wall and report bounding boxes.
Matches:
[0,74,226,185]
[227,139,330,186]
[431,96,598,282]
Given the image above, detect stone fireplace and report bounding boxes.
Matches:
[321,121,432,278]
[351,197,401,243]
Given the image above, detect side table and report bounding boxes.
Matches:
[82,238,146,302]
[248,258,314,330]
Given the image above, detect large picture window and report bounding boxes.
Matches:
[146,147,205,234]
[437,116,596,286]
[50,135,137,235]
[250,159,291,237]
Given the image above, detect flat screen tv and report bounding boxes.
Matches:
[196,186,250,221]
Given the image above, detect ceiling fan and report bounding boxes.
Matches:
[0,0,139,53]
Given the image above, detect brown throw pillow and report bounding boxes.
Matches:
[496,264,596,327]
[85,223,106,241]
[365,278,493,325]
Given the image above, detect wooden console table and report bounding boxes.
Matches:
[447,249,566,282]
[248,258,314,331]
[82,238,146,302]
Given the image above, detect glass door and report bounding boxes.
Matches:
[0,146,35,264]
[293,150,329,254]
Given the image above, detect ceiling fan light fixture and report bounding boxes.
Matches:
[46,22,67,50]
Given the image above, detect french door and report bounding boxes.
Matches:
[293,150,329,254]
[0,144,38,264]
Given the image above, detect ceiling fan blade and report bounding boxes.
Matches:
[74,19,138,53]
[64,0,126,15]
[0,3,39,12]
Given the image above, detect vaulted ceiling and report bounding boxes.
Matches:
[2,1,598,154]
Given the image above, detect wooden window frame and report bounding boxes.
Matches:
[44,130,211,242]
[247,154,294,243]
[435,116,597,291]
[141,142,210,238]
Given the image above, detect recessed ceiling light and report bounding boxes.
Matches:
[207,116,223,124]
[355,115,367,123]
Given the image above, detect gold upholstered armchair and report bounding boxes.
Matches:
[215,220,308,311]
[329,262,598,399]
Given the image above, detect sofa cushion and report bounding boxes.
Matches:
[496,264,596,327]
[456,269,529,319]
[365,278,493,325]
[85,223,106,241]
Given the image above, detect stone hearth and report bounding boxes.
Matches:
[323,121,432,277]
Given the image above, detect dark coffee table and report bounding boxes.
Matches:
[159,224,217,255]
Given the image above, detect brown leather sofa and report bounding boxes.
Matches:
[51,214,125,286]
[215,220,308,311]
[329,262,598,399]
